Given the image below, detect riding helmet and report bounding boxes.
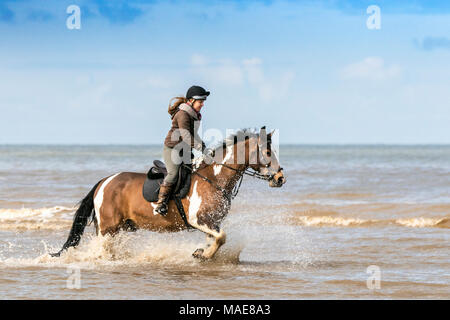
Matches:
[186,85,210,100]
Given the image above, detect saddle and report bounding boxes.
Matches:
[142,160,191,203]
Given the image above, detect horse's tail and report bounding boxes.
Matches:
[50,180,102,257]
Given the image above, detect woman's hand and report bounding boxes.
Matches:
[204,148,214,158]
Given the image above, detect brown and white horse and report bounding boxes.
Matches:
[51,127,285,260]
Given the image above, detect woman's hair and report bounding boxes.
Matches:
[168,96,188,116]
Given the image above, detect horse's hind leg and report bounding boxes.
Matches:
[120,219,138,232]
[95,218,126,260]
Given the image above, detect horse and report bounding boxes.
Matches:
[51,127,286,260]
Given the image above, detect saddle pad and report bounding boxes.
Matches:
[142,164,191,203]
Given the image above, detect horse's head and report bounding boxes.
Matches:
[248,127,286,188]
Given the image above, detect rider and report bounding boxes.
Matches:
[155,85,213,215]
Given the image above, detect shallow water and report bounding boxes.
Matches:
[0,145,449,299]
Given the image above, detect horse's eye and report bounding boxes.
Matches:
[266,150,271,157]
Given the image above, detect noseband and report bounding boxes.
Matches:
[182,151,282,202]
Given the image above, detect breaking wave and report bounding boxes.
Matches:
[1,204,449,231]
[0,206,75,231]
[284,200,450,228]
[287,215,450,228]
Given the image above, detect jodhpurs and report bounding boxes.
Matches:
[162,145,181,185]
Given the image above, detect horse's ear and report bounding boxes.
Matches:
[268,129,275,137]
[259,126,267,146]
[260,126,267,137]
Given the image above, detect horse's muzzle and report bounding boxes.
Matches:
[269,170,286,187]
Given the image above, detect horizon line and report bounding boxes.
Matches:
[1,143,449,147]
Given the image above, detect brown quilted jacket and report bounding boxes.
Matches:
[164,103,205,150]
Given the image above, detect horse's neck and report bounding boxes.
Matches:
[214,162,246,192]
[196,148,247,193]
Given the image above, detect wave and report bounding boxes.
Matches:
[395,217,450,228]
[0,206,75,231]
[286,201,450,216]
[0,206,74,218]
[287,215,450,228]
[1,204,449,231]
[298,192,377,200]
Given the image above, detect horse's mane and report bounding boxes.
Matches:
[211,128,260,154]
[193,128,260,170]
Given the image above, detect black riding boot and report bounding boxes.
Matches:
[154,183,173,216]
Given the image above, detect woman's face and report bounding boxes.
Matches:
[191,99,205,113]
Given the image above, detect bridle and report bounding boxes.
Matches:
[182,143,283,201]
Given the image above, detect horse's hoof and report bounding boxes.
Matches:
[192,248,205,260]
[49,252,61,258]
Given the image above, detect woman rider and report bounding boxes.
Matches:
[155,85,213,215]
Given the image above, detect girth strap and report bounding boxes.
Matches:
[181,164,239,201]
[173,196,195,230]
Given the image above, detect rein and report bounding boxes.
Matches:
[182,154,281,201]
[205,156,282,182]
[181,164,241,201]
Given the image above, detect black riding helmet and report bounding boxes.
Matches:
[186,85,210,100]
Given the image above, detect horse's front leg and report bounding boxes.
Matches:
[191,223,226,260]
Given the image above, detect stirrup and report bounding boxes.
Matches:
[155,203,168,216]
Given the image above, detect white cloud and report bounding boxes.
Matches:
[214,64,244,85]
[67,82,112,110]
[191,54,209,66]
[341,57,401,80]
[242,58,262,66]
[242,57,264,84]
[141,75,172,89]
[189,55,244,86]
[242,57,294,102]
[189,54,295,103]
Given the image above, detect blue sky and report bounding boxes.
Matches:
[0,0,449,144]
